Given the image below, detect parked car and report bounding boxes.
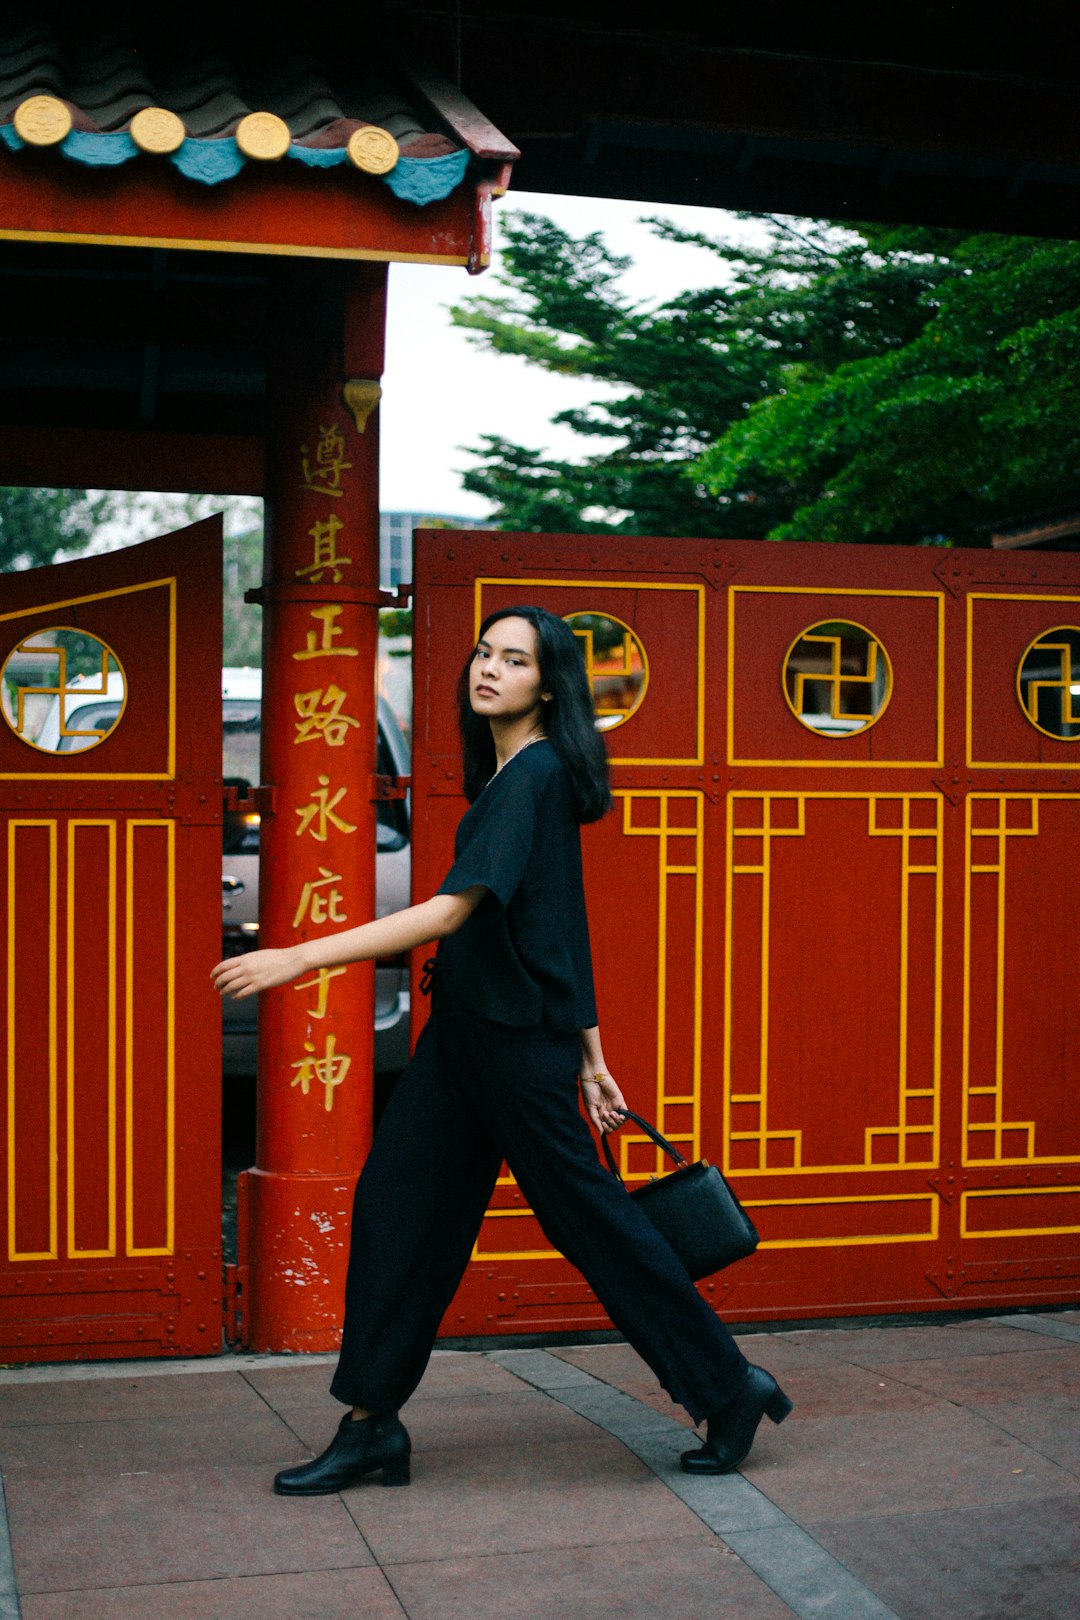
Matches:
[220,667,411,1076]
[39,666,412,1077]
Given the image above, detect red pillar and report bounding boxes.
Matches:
[241,261,387,1350]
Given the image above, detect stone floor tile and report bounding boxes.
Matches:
[20,1566,404,1620]
[244,1350,527,1411]
[0,1373,263,1429]
[873,1344,1080,1406]
[0,1406,298,1479]
[5,1465,372,1593]
[280,1390,600,1462]
[771,1322,1054,1366]
[386,1537,798,1620]
[757,1361,939,1421]
[810,1494,1080,1620]
[343,1437,710,1566]
[976,1399,1080,1474]
[744,1403,1079,1521]
[546,1344,698,1429]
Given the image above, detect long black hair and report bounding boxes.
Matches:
[457,605,613,824]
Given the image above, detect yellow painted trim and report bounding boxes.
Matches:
[728,585,945,768]
[725,792,942,1178]
[473,578,706,765]
[561,609,650,731]
[7,820,58,1261]
[967,592,1080,768]
[962,793,1080,1169]
[0,578,178,780]
[961,1185,1080,1239]
[67,821,117,1259]
[125,820,176,1257]
[0,227,471,266]
[781,618,894,738]
[743,1192,938,1248]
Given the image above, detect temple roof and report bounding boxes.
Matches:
[0,26,516,209]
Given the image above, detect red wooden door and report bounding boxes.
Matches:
[0,520,223,1360]
[413,530,1080,1335]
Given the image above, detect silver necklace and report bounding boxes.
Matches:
[494,730,546,776]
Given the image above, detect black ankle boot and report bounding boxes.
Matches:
[680,1364,793,1476]
[274,1412,411,1495]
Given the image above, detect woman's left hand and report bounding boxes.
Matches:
[580,1071,627,1134]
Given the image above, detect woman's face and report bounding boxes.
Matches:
[470,616,546,721]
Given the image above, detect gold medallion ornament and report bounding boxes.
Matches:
[235,111,291,161]
[347,125,399,175]
[13,95,73,146]
[130,106,186,154]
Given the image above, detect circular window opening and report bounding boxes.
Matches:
[782,620,892,738]
[1,629,127,755]
[1017,625,1080,741]
[563,612,648,731]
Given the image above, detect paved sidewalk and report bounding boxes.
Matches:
[1,1311,1077,1619]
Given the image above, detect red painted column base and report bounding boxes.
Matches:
[237,1167,358,1352]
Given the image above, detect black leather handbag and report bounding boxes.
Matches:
[602,1109,760,1280]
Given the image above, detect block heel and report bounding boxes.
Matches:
[765,1386,794,1425]
[681,1365,794,1476]
[382,1454,411,1486]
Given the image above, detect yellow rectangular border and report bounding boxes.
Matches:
[125,820,175,1257]
[724,791,943,1177]
[727,584,945,768]
[967,591,1080,769]
[745,1192,939,1249]
[474,578,706,765]
[962,793,1080,1169]
[67,821,118,1260]
[961,1185,1080,1239]
[0,577,177,780]
[0,226,471,266]
[7,819,58,1261]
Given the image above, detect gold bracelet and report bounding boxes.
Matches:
[580,1071,610,1086]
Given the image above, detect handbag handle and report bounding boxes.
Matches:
[601,1107,689,1182]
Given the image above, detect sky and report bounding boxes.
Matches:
[379,191,769,518]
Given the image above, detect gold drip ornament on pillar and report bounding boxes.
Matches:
[343,379,382,434]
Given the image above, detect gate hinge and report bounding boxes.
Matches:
[370,773,411,802]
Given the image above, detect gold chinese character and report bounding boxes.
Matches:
[290,1033,351,1110]
[295,514,353,584]
[294,776,358,842]
[292,866,349,928]
[299,423,352,498]
[294,965,346,1020]
[293,604,359,662]
[293,684,361,748]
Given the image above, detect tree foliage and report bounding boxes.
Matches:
[0,486,116,571]
[452,213,1080,545]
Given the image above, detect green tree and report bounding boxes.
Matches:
[0,487,116,571]
[453,213,1080,545]
[699,230,1080,545]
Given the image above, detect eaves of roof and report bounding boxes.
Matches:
[0,27,518,209]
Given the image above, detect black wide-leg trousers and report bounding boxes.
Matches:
[330,1000,749,1424]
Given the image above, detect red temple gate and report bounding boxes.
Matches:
[413,528,1080,1334]
[0,521,222,1359]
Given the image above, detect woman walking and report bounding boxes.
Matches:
[212,606,791,1492]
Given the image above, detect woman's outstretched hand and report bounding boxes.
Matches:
[580,1070,628,1134]
[211,947,301,1001]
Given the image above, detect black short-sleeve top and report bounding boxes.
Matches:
[435,741,597,1032]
